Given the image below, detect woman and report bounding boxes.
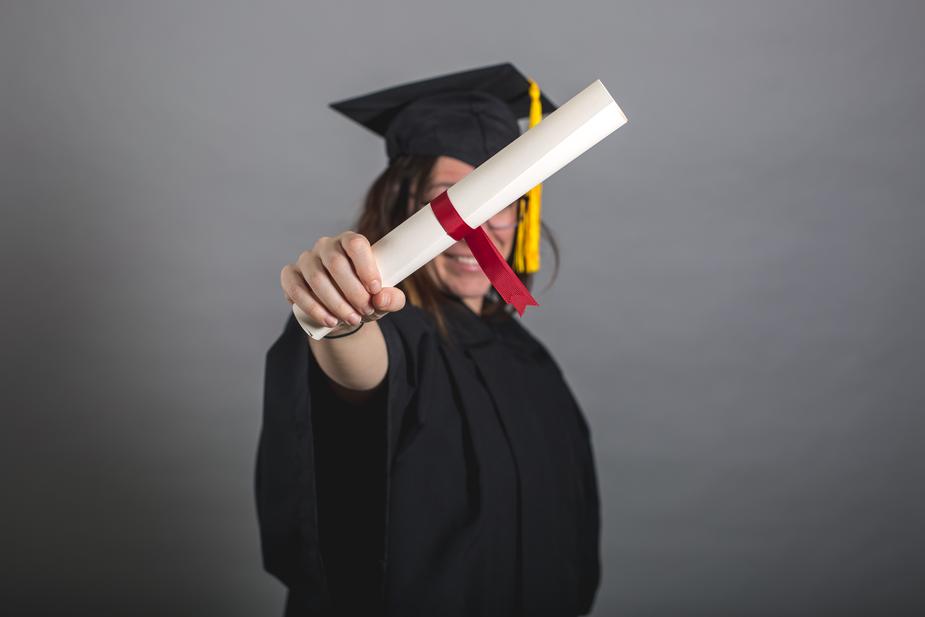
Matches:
[257,64,601,617]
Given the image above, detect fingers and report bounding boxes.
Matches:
[301,250,364,326]
[320,242,374,319]
[340,232,382,295]
[282,232,400,330]
[280,262,338,328]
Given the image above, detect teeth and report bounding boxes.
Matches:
[451,255,478,264]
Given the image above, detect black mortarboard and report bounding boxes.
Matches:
[329,62,558,168]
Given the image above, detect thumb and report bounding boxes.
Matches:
[371,286,405,315]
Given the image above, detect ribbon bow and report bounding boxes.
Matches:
[431,191,539,316]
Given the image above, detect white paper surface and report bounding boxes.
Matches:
[296,79,627,339]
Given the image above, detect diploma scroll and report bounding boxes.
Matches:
[296,79,628,340]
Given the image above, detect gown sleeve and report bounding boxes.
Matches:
[519,327,602,616]
[540,349,602,616]
[569,382,602,616]
[308,350,387,615]
[255,309,429,615]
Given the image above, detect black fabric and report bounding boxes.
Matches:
[310,360,387,615]
[384,91,520,168]
[256,296,601,617]
[328,62,558,168]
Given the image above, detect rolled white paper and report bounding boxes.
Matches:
[296,79,627,339]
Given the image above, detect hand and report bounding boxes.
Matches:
[280,231,406,329]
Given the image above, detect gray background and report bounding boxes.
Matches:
[2,0,923,615]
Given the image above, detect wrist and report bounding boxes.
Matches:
[326,320,365,339]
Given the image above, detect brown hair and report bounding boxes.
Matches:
[354,154,560,340]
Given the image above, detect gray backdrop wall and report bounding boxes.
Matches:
[2,1,923,615]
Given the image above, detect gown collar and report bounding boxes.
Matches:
[439,292,500,348]
[438,291,540,357]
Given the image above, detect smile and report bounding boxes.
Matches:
[445,254,482,273]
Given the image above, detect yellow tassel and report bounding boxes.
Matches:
[515,79,543,274]
[514,197,528,272]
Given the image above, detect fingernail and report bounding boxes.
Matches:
[347,312,362,326]
[369,280,381,294]
[325,317,338,328]
[364,305,375,316]
[380,295,390,309]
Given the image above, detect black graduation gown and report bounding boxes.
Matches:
[255,296,601,617]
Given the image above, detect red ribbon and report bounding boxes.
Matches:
[431,191,539,316]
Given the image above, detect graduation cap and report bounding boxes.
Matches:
[329,62,557,274]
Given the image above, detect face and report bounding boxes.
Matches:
[414,155,519,303]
